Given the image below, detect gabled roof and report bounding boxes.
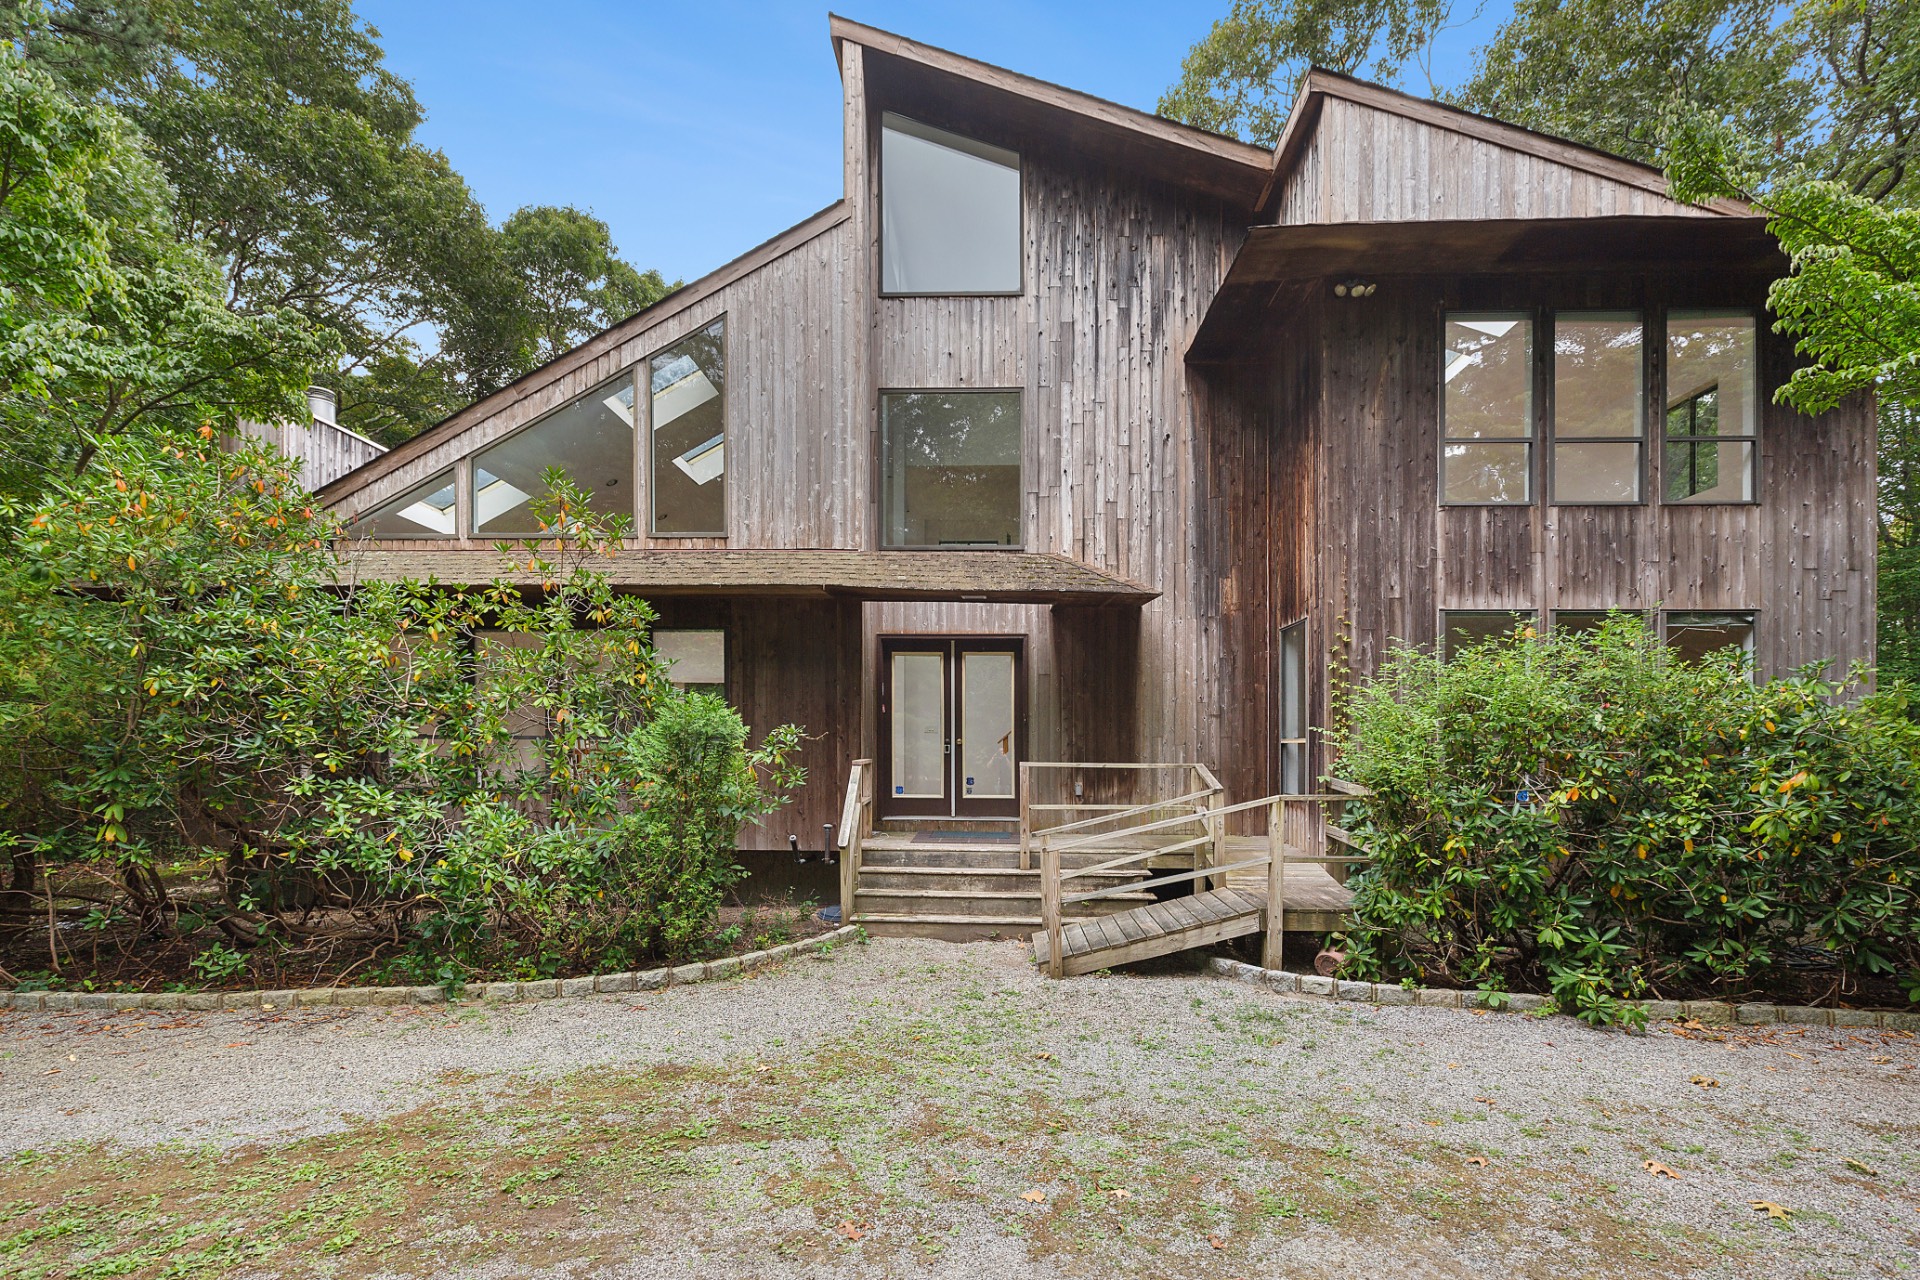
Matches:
[830,14,1273,207]
[1260,69,1751,220]
[318,201,851,504]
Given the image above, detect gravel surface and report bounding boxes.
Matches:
[3,937,1916,1279]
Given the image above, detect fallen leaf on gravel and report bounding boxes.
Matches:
[1107,1189,1132,1200]
[1473,1096,1496,1108]
[1019,1189,1046,1203]
[43,1068,59,1076]
[1845,1158,1880,1176]
[1785,1052,1804,1060]
[1464,1156,1489,1167]
[1643,1160,1682,1180]
[1208,1235,1226,1250]
[837,1221,865,1241]
[1690,1076,1719,1088]
[261,1003,276,1011]
[223,1042,249,1049]
[1750,1200,1791,1221]
[1446,1062,1459,1069]
[1034,1051,1054,1060]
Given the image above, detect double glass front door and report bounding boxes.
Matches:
[880,638,1023,818]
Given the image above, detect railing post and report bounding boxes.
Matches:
[1018,761,1033,871]
[1264,797,1285,969]
[1042,835,1064,980]
[1208,801,1225,893]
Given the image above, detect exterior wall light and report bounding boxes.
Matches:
[1334,279,1377,297]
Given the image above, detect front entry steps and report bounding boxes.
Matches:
[850,839,1156,942]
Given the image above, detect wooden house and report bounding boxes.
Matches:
[315,17,1875,959]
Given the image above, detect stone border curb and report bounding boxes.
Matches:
[0,925,863,1014]
[1206,957,1920,1031]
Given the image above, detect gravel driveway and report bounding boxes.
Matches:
[3,937,1915,1279]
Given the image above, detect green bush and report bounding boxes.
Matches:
[1332,616,1920,1025]
[0,435,803,982]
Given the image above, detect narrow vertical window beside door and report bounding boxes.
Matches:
[1278,619,1307,794]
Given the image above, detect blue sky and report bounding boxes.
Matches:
[358,2,1512,285]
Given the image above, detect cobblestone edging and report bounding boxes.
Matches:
[1207,956,1920,1031]
[0,925,863,1014]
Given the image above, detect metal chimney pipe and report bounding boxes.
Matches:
[306,385,337,427]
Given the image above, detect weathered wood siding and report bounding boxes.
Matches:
[1276,96,1712,226]
[650,596,862,851]
[237,418,385,490]
[331,209,864,552]
[856,62,1274,803]
[1295,271,1876,733]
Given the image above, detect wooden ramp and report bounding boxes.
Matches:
[1031,887,1268,977]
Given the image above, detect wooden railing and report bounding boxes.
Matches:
[1037,787,1373,979]
[1018,762,1224,871]
[835,758,874,924]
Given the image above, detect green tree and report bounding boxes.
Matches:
[2,0,676,446]
[1158,0,1455,144]
[0,47,327,502]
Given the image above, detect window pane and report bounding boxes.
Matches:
[1554,313,1643,438]
[1444,314,1533,440]
[881,115,1021,295]
[960,651,1016,800]
[1441,611,1533,661]
[1554,610,1645,635]
[1554,441,1640,502]
[651,320,726,535]
[1666,612,1755,665]
[351,470,456,538]
[1663,438,1754,503]
[1665,312,1756,504]
[1279,620,1307,794]
[474,374,635,536]
[655,630,725,689]
[890,652,946,799]
[1443,441,1531,503]
[882,391,1022,547]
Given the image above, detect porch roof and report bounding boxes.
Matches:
[335,547,1158,607]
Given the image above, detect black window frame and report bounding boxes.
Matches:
[1660,309,1761,506]
[878,387,1026,551]
[1439,609,1537,661]
[1547,310,1648,507]
[646,316,729,539]
[1440,311,1537,508]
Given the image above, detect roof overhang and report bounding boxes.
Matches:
[830,15,1273,208]
[335,547,1158,607]
[1188,214,1784,362]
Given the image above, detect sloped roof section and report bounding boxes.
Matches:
[831,15,1273,208]
[336,547,1158,607]
[1261,69,1750,223]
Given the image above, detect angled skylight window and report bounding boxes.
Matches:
[351,470,457,538]
[650,320,726,535]
[881,114,1021,295]
[473,371,636,537]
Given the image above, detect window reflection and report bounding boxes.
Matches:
[651,320,726,536]
[1443,314,1533,503]
[1665,313,1756,503]
[882,390,1022,547]
[473,373,635,536]
[352,470,457,539]
[881,114,1021,295]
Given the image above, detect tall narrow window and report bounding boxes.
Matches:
[881,390,1022,548]
[1278,619,1308,794]
[473,374,636,537]
[1440,610,1534,661]
[881,114,1021,295]
[1553,312,1643,502]
[650,320,726,536]
[352,470,457,538]
[1665,312,1757,503]
[1442,314,1533,503]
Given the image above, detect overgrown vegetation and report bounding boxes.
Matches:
[0,437,802,989]
[1332,617,1920,1025]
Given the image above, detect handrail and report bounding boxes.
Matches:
[837,758,872,925]
[1039,786,1374,979]
[1033,785,1220,840]
[1049,792,1351,858]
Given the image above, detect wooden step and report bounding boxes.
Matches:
[1032,888,1268,977]
[857,865,1146,893]
[853,914,1038,942]
[854,887,1154,920]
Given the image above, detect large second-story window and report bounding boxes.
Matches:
[474,372,635,537]
[1442,314,1533,503]
[881,113,1021,295]
[650,320,726,536]
[881,390,1022,548]
[1553,312,1643,502]
[1665,312,1757,503]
